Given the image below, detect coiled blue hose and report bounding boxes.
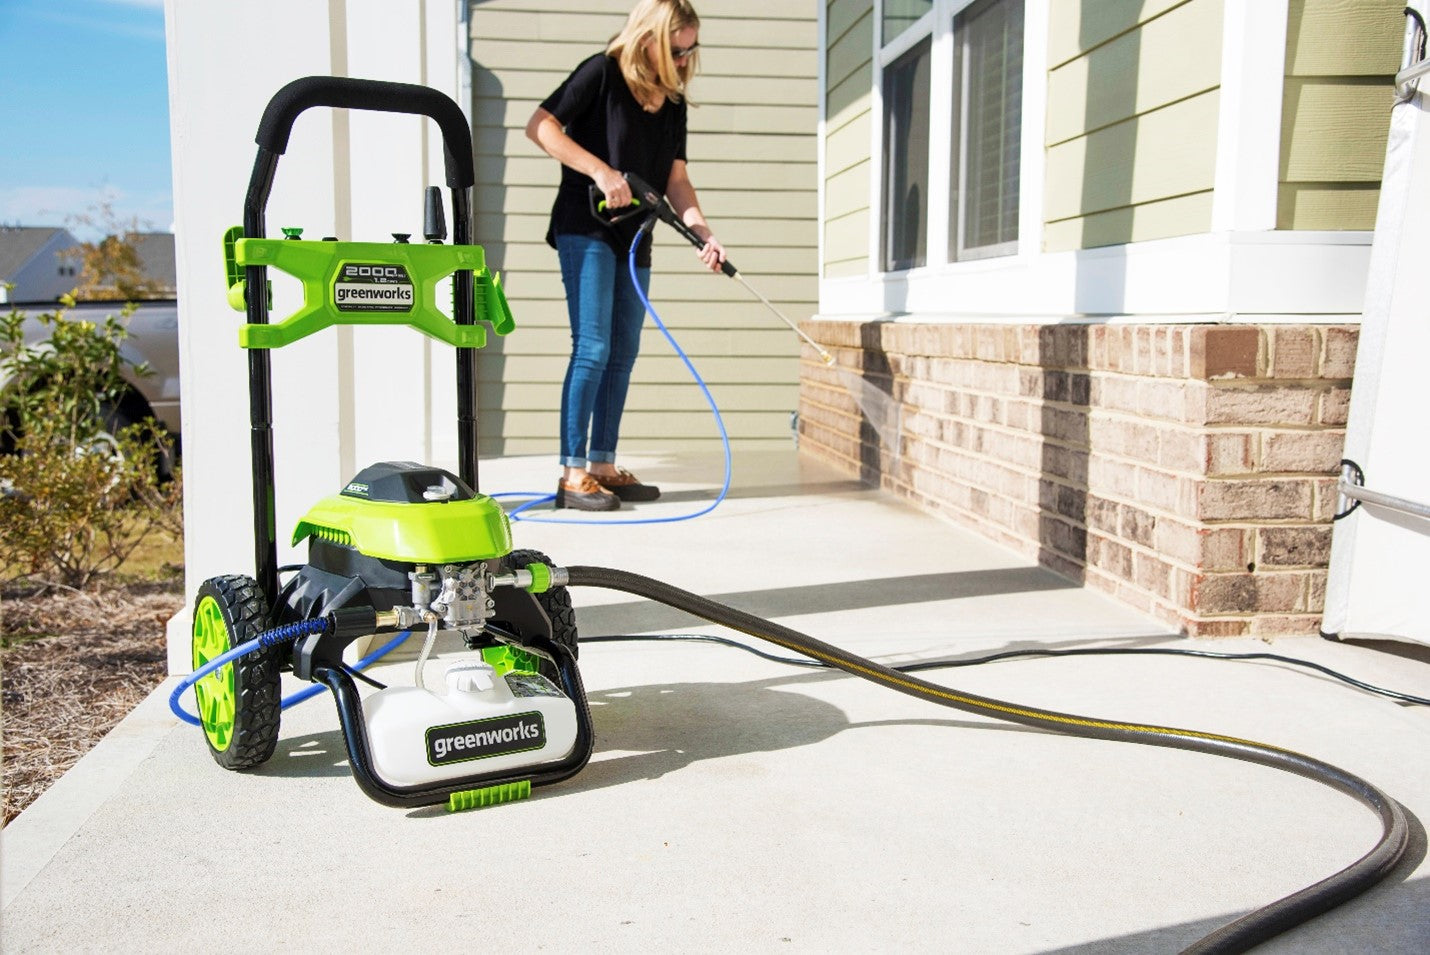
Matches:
[501,225,732,525]
[169,625,410,726]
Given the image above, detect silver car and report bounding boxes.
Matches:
[2,299,181,473]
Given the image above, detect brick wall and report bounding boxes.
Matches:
[797,320,1357,636]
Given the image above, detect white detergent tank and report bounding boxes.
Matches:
[363,660,578,788]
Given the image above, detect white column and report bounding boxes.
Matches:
[164,0,462,671]
[1210,0,1289,232]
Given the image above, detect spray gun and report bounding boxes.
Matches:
[589,172,837,367]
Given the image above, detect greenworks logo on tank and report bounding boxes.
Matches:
[334,262,414,312]
[426,712,546,765]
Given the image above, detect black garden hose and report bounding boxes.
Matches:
[562,565,1410,955]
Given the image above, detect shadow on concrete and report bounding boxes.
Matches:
[253,671,1041,801]
[1334,635,1430,668]
[571,566,1081,636]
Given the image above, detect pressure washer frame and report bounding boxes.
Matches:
[210,76,593,807]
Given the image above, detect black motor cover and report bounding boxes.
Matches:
[340,461,475,503]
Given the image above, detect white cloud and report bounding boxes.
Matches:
[0,185,172,240]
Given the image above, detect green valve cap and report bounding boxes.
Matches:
[281,227,303,240]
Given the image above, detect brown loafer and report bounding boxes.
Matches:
[554,475,620,511]
[592,466,661,502]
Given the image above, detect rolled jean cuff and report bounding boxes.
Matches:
[559,455,588,468]
[588,451,617,464]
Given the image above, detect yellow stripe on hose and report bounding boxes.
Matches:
[743,625,1297,756]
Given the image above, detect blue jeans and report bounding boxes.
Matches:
[555,234,652,468]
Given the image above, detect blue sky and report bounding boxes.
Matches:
[0,0,171,241]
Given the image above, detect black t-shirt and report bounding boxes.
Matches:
[540,53,688,267]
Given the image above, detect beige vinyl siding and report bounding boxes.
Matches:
[1043,0,1222,252]
[1277,0,1401,230]
[824,0,874,278]
[468,0,817,457]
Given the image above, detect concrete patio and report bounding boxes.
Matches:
[3,450,1427,952]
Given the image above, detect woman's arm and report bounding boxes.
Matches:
[525,106,632,208]
[665,159,726,273]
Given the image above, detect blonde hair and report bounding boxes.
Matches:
[607,0,700,107]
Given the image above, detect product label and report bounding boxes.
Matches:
[505,673,564,699]
[426,711,546,766]
[333,262,414,312]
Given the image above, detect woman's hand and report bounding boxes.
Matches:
[696,234,726,273]
[664,160,724,273]
[594,167,632,209]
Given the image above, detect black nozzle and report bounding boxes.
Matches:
[423,186,447,243]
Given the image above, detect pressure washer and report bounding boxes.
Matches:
[177,77,1409,953]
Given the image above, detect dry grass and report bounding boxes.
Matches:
[1,534,183,826]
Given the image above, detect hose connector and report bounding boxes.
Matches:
[490,563,567,593]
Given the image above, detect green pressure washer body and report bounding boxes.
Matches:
[190,76,593,810]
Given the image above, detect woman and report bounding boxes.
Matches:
[526,0,726,511]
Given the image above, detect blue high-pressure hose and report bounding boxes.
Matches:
[169,624,410,725]
[500,223,732,524]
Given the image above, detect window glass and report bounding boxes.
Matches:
[882,0,934,45]
[882,36,932,272]
[950,0,1023,261]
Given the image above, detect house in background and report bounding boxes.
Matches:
[0,226,82,304]
[128,232,178,295]
[803,0,1404,636]
[78,230,179,301]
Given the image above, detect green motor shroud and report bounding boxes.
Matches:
[292,462,512,563]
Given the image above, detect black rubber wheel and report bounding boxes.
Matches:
[501,548,578,680]
[191,575,282,770]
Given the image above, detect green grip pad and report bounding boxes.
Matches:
[474,270,516,336]
[233,237,496,349]
[447,780,531,812]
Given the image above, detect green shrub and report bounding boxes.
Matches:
[0,299,182,590]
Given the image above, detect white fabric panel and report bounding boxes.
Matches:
[1323,11,1430,645]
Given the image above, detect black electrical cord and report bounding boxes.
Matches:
[341,662,386,691]
[580,634,1430,706]
[562,565,1409,955]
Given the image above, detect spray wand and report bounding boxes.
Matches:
[589,173,902,457]
[591,173,837,367]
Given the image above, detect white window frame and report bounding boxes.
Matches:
[869,0,1047,292]
[948,0,1024,262]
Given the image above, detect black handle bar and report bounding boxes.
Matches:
[255,76,475,188]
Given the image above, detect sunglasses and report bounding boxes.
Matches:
[671,41,699,60]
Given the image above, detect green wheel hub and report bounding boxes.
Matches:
[189,575,282,770]
[192,594,237,751]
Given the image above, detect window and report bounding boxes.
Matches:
[950,0,1023,260]
[882,37,932,272]
[883,0,933,42]
[876,0,1025,274]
